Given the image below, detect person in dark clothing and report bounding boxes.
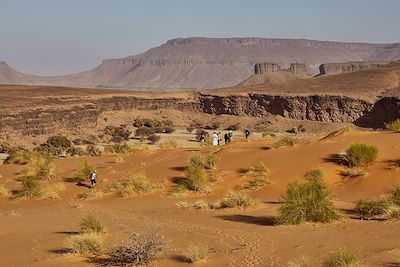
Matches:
[224,133,229,144]
[244,129,250,139]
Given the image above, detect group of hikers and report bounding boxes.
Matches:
[199,129,251,146]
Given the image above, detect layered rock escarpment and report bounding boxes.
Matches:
[319,61,389,75]
[1,38,400,91]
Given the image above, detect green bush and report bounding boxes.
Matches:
[278,170,341,224]
[204,153,217,170]
[73,161,95,183]
[345,144,378,168]
[272,136,296,149]
[16,177,41,198]
[79,215,106,234]
[385,118,400,131]
[322,249,364,267]
[355,200,387,220]
[47,135,71,148]
[67,233,103,255]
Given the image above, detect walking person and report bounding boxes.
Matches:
[89,170,97,188]
[224,132,229,144]
[217,132,221,146]
[212,132,219,146]
[244,129,250,140]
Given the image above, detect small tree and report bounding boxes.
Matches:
[147,134,161,144]
[135,127,156,141]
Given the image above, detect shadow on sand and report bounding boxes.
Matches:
[216,214,277,226]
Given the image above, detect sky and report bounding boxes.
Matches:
[1,0,400,76]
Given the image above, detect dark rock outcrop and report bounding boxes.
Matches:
[319,61,389,75]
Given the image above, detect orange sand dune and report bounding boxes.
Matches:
[1,130,400,266]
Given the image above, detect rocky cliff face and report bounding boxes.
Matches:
[1,93,399,139]
[319,61,389,75]
[1,38,400,91]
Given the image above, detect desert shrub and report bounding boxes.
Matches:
[16,177,40,198]
[107,229,166,266]
[73,161,95,183]
[278,170,341,224]
[104,125,132,143]
[355,199,387,220]
[130,142,149,152]
[176,201,190,209]
[67,146,85,156]
[345,143,378,168]
[135,127,156,140]
[297,125,306,132]
[159,139,177,149]
[0,184,10,197]
[189,154,205,169]
[225,123,240,131]
[7,150,37,164]
[322,249,363,267]
[195,129,209,142]
[164,126,175,134]
[184,245,210,263]
[47,135,71,148]
[186,126,194,133]
[79,188,105,200]
[0,142,12,153]
[204,153,217,170]
[246,161,269,178]
[388,160,400,171]
[272,136,296,149]
[23,155,57,180]
[105,143,132,154]
[205,121,220,130]
[385,204,400,219]
[79,215,106,234]
[86,145,102,156]
[112,175,154,197]
[67,233,103,255]
[176,155,208,193]
[385,118,400,131]
[238,177,270,191]
[390,185,400,205]
[215,191,258,209]
[192,200,210,209]
[114,156,124,163]
[39,182,65,199]
[147,134,161,144]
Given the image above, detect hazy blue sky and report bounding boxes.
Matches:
[1,0,400,75]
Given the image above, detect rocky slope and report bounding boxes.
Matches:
[1,38,400,91]
[319,61,389,75]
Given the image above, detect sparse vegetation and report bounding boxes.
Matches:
[15,178,64,199]
[184,245,210,263]
[204,153,217,170]
[341,167,368,178]
[177,154,209,193]
[67,233,103,255]
[322,127,351,140]
[34,135,81,157]
[159,139,177,149]
[104,143,132,154]
[238,161,270,191]
[147,134,161,144]
[238,176,270,191]
[278,169,341,224]
[345,143,378,168]
[112,175,155,197]
[272,136,296,149]
[79,215,106,234]
[86,145,102,156]
[322,249,364,267]
[195,129,209,142]
[355,199,387,220]
[107,229,166,266]
[104,125,132,143]
[214,191,258,209]
[73,161,95,183]
[22,154,57,180]
[7,150,37,164]
[79,188,105,199]
[385,118,400,131]
[388,160,400,171]
[0,184,10,198]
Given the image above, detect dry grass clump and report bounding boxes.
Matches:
[7,150,37,164]
[345,143,378,168]
[272,136,296,149]
[159,139,177,149]
[73,161,95,183]
[204,153,217,170]
[22,154,57,180]
[0,184,10,198]
[284,257,312,267]
[67,233,103,255]
[176,200,210,209]
[114,156,124,163]
[341,167,368,178]
[112,175,156,197]
[176,154,209,193]
[385,118,400,131]
[238,161,271,191]
[214,191,258,209]
[79,215,106,234]
[184,245,210,263]
[388,160,400,171]
[278,169,341,225]
[322,249,364,267]
[79,188,105,200]
[107,229,166,266]
[130,142,150,152]
[15,177,64,199]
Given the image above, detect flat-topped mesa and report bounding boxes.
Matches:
[254,62,309,75]
[254,63,281,74]
[319,61,389,75]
